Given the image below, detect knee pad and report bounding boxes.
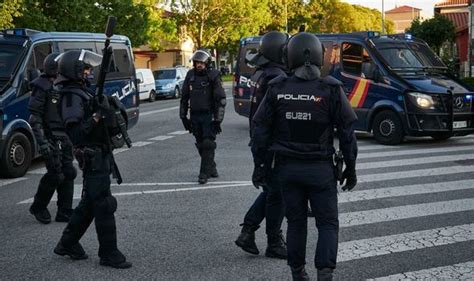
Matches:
[96,196,117,214]
[62,165,77,180]
[201,139,216,150]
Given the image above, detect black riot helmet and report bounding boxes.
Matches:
[249,31,289,67]
[286,32,323,80]
[191,49,212,68]
[55,49,102,83]
[42,52,60,77]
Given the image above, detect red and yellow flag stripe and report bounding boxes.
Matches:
[348,79,370,108]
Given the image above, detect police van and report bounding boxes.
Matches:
[234,32,474,145]
[0,28,139,177]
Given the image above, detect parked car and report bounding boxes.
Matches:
[153,67,188,99]
[136,68,157,102]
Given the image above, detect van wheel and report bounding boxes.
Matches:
[430,133,452,141]
[174,87,180,99]
[0,132,32,178]
[372,110,404,145]
[149,90,156,102]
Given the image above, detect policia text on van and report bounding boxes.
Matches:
[233,32,474,145]
[0,28,139,178]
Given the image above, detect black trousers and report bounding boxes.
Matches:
[60,150,119,257]
[33,135,75,211]
[242,171,284,237]
[191,111,217,176]
[275,158,339,270]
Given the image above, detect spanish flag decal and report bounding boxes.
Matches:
[348,79,370,108]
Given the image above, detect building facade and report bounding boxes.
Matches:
[385,5,422,33]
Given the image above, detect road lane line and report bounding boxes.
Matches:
[358,155,474,169]
[140,106,179,116]
[358,144,474,159]
[132,141,153,147]
[168,131,189,135]
[340,198,474,227]
[368,261,474,280]
[338,224,474,262]
[339,179,474,203]
[148,135,175,141]
[0,177,28,187]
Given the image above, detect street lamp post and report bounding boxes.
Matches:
[382,0,385,34]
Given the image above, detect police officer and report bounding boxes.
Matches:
[53,49,131,269]
[28,53,75,224]
[180,49,226,184]
[235,31,288,259]
[251,33,358,280]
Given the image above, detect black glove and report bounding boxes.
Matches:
[39,142,52,158]
[340,161,357,191]
[252,164,267,189]
[181,118,192,132]
[212,121,222,134]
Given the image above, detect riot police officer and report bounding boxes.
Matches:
[235,31,288,259]
[53,49,131,269]
[180,49,226,184]
[28,53,75,224]
[252,33,358,280]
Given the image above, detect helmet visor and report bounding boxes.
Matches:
[192,50,210,63]
[55,49,102,67]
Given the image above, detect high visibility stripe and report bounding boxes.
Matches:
[349,79,370,107]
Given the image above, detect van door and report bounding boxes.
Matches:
[338,42,379,130]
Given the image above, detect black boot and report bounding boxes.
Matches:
[54,240,88,260]
[265,231,287,259]
[100,250,132,269]
[317,268,334,281]
[29,205,51,224]
[235,225,259,255]
[208,148,218,178]
[55,208,73,222]
[291,265,310,281]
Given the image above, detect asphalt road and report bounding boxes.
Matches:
[0,83,473,280]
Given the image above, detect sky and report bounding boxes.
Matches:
[342,0,440,19]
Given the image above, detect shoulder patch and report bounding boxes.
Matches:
[321,75,343,87]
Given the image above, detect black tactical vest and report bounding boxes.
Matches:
[188,70,214,112]
[268,76,339,159]
[28,76,64,132]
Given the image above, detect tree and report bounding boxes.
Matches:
[12,0,150,46]
[406,14,455,55]
[0,0,22,29]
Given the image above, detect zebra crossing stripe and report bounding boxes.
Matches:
[340,198,474,227]
[339,179,474,203]
[338,224,474,262]
[358,154,474,170]
[358,138,474,152]
[358,144,474,159]
[368,261,474,280]
[359,165,474,183]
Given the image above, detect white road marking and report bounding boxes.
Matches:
[132,141,153,147]
[113,148,130,154]
[0,177,28,187]
[168,130,189,135]
[358,155,474,170]
[338,224,474,262]
[339,179,474,203]
[358,165,474,183]
[110,180,251,187]
[340,198,474,227]
[358,138,474,152]
[368,261,474,280]
[358,144,474,159]
[148,135,175,141]
[27,167,47,175]
[140,106,179,116]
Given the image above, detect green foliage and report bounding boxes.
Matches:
[406,14,456,55]
[0,0,23,29]
[11,0,149,46]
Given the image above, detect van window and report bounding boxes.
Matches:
[342,42,373,77]
[58,42,96,53]
[321,41,334,77]
[26,43,52,73]
[239,44,258,74]
[154,69,176,80]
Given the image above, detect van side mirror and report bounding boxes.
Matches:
[136,78,142,84]
[362,62,384,83]
[27,69,40,82]
[176,76,181,80]
[372,68,384,83]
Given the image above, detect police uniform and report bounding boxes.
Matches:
[28,53,75,224]
[252,33,358,281]
[234,32,289,259]
[53,49,131,269]
[180,51,226,184]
